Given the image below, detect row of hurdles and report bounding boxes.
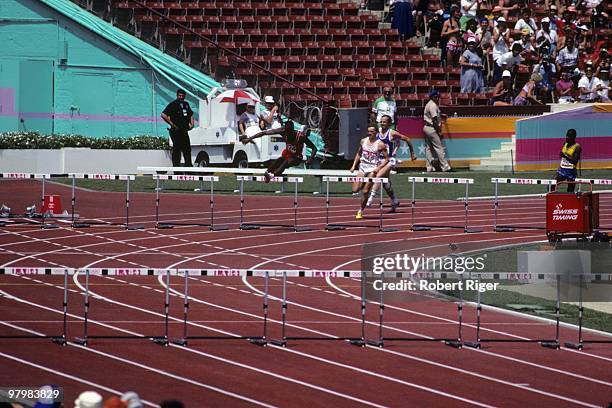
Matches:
[1,167,611,233]
[1,267,609,350]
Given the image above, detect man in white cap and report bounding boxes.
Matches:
[371,86,397,128]
[492,16,511,65]
[536,17,558,56]
[121,391,144,408]
[259,95,281,130]
[238,100,260,138]
[74,391,103,408]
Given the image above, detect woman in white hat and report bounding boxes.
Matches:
[259,95,281,130]
[460,37,485,93]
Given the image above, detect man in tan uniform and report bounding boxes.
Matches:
[423,90,453,172]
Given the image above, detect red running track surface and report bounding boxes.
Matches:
[1,181,612,407]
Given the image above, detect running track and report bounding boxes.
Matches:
[1,180,611,407]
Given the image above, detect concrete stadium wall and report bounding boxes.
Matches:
[0,0,198,138]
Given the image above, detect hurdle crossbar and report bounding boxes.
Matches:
[323,176,397,232]
[238,175,311,232]
[153,174,227,230]
[73,268,169,346]
[464,272,561,349]
[67,174,143,230]
[564,274,612,350]
[0,268,68,345]
[491,178,555,232]
[409,177,481,233]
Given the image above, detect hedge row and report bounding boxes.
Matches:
[0,132,169,150]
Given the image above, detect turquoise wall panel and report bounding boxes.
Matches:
[0,0,203,138]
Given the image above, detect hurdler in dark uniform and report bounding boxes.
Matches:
[161,89,194,167]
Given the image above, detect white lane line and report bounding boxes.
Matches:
[166,274,600,407]
[1,286,379,408]
[0,345,159,408]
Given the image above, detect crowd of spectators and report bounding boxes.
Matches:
[389,0,610,104]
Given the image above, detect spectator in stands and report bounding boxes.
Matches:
[495,42,523,84]
[463,18,480,44]
[556,69,577,102]
[556,35,579,73]
[518,27,536,55]
[103,397,127,408]
[597,66,610,101]
[371,87,397,128]
[161,89,194,168]
[460,0,479,31]
[578,65,605,102]
[596,49,610,76]
[460,37,485,92]
[491,70,515,105]
[259,95,281,130]
[533,53,558,102]
[423,90,452,172]
[477,18,494,83]
[238,101,260,137]
[120,392,142,408]
[442,5,462,67]
[536,17,558,56]
[391,0,415,40]
[427,7,446,48]
[75,391,103,408]
[514,8,538,36]
[495,1,520,20]
[492,17,512,65]
[414,0,431,37]
[591,3,608,29]
[514,73,544,105]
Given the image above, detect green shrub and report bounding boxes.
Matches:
[0,132,169,150]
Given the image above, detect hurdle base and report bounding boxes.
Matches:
[366,339,384,348]
[240,224,261,230]
[294,226,312,232]
[74,337,88,346]
[379,227,399,233]
[72,222,91,228]
[411,225,432,231]
[249,338,268,346]
[152,337,169,346]
[464,227,483,234]
[349,339,366,347]
[126,224,145,231]
[540,341,560,349]
[172,338,188,346]
[210,225,229,231]
[42,223,59,229]
[463,341,481,349]
[326,225,346,231]
[444,340,462,349]
[51,336,67,346]
[156,223,174,229]
[494,226,516,232]
[564,342,583,350]
[269,339,287,347]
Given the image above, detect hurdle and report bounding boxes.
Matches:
[409,176,482,233]
[68,173,143,230]
[153,174,228,231]
[491,178,555,232]
[172,269,283,347]
[564,272,612,350]
[74,268,170,346]
[0,172,63,229]
[464,272,561,349]
[365,271,464,348]
[323,176,397,232]
[0,268,68,345]
[238,175,311,232]
[268,270,367,347]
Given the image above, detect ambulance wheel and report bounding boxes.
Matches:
[233,151,249,168]
[195,151,210,167]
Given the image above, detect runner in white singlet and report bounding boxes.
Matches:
[349,126,389,220]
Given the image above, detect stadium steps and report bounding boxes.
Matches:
[470,138,516,172]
